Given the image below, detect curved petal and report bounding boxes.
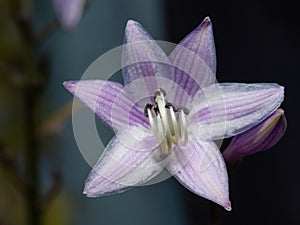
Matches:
[167,138,231,210]
[190,83,284,140]
[63,80,149,131]
[83,126,165,196]
[166,17,217,106]
[223,109,287,166]
[122,20,169,102]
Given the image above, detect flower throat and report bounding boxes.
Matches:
[144,88,189,154]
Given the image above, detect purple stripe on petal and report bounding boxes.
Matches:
[180,17,217,75]
[190,83,284,140]
[63,80,149,131]
[83,127,164,196]
[122,20,170,103]
[166,17,217,105]
[167,138,231,210]
[223,109,287,166]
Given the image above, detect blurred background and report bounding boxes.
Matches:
[0,0,299,225]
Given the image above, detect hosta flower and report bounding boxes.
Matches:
[63,17,284,210]
[53,0,85,31]
[223,109,287,166]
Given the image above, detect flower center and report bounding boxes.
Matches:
[144,88,189,154]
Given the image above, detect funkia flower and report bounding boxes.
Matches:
[223,108,287,166]
[63,17,284,210]
[53,0,85,31]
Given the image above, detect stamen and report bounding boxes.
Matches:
[169,106,180,142]
[147,107,171,154]
[156,116,169,154]
[144,103,152,117]
[154,88,166,98]
[182,107,190,115]
[145,88,189,154]
[156,91,173,153]
[165,102,178,112]
[178,110,188,146]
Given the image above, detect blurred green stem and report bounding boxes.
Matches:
[24,81,40,225]
[19,1,41,224]
[36,19,60,41]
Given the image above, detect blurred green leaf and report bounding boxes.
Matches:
[0,170,26,225]
[42,191,71,225]
[0,0,22,65]
[0,75,25,155]
[0,146,26,192]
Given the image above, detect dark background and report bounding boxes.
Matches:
[0,0,299,225]
[166,0,299,224]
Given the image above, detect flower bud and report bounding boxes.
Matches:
[223,109,287,166]
[53,0,85,31]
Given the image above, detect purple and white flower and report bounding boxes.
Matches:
[63,17,284,210]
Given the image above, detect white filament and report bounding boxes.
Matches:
[169,106,179,142]
[147,108,169,154]
[148,92,188,154]
[178,110,188,146]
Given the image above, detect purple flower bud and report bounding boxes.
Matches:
[53,0,85,31]
[223,109,287,166]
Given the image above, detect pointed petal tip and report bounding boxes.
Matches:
[63,80,77,93]
[203,16,211,23]
[225,205,232,212]
[83,190,96,198]
[273,108,285,118]
[268,108,286,130]
[125,19,141,32]
[223,201,232,211]
[200,16,212,28]
[277,108,284,114]
[187,16,213,40]
[126,19,139,27]
[276,108,286,124]
[83,182,99,197]
[83,181,90,194]
[82,188,89,196]
[124,19,151,42]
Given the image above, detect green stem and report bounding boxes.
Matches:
[20,4,41,223]
[36,19,60,41]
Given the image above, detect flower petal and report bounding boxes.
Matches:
[53,0,85,31]
[190,83,284,140]
[166,17,217,106]
[167,138,231,210]
[223,109,287,166]
[63,80,148,131]
[83,126,165,196]
[122,20,169,101]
